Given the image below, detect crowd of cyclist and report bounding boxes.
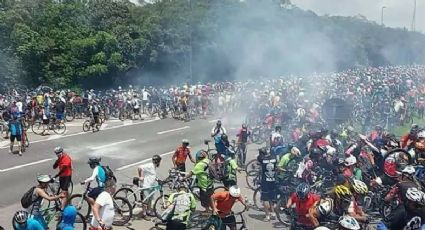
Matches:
[5,64,425,230]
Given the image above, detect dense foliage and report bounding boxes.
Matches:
[1,0,424,89]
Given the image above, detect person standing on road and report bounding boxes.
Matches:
[172,139,195,172]
[131,94,143,120]
[257,147,278,222]
[142,88,150,114]
[138,155,162,218]
[52,146,73,210]
[165,184,197,230]
[54,98,66,123]
[8,115,22,155]
[184,150,214,214]
[211,120,226,138]
[91,181,116,230]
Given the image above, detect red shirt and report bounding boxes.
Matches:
[174,146,191,165]
[290,192,321,227]
[58,153,73,177]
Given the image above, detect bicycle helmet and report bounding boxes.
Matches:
[87,157,101,165]
[296,183,310,200]
[344,155,357,166]
[314,227,330,230]
[291,147,301,156]
[402,165,416,176]
[338,215,360,230]
[334,185,352,202]
[195,150,207,161]
[326,146,336,156]
[221,134,228,141]
[182,139,190,145]
[351,179,368,195]
[37,174,52,183]
[13,210,29,224]
[406,187,425,205]
[383,157,398,178]
[152,155,162,163]
[317,198,333,217]
[229,186,241,198]
[54,146,63,154]
[417,131,425,139]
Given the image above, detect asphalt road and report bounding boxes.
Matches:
[0,114,278,229]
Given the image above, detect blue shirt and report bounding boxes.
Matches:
[8,120,22,136]
[14,218,44,230]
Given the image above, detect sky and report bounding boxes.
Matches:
[292,0,424,33]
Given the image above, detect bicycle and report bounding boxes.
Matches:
[162,169,201,200]
[203,209,249,230]
[113,179,168,218]
[234,141,247,167]
[68,183,133,226]
[32,117,66,135]
[83,115,101,132]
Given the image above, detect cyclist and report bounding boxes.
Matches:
[277,146,301,177]
[222,150,242,188]
[27,175,64,229]
[384,165,418,204]
[333,185,368,224]
[216,133,230,156]
[308,198,334,228]
[211,120,226,138]
[235,123,250,165]
[172,139,195,172]
[91,181,116,230]
[378,187,425,230]
[52,146,73,210]
[8,115,22,155]
[270,125,283,149]
[57,205,77,230]
[286,183,321,228]
[342,155,357,179]
[165,184,197,230]
[12,210,43,230]
[338,215,361,230]
[257,147,278,222]
[82,157,106,213]
[138,155,162,217]
[184,150,213,214]
[89,100,101,125]
[211,186,249,230]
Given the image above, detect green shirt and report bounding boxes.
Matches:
[278,153,292,169]
[224,158,238,181]
[168,191,197,225]
[354,168,363,181]
[192,158,213,190]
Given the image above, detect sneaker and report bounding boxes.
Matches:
[263,215,271,222]
[270,212,276,220]
[18,151,22,156]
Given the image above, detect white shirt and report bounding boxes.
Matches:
[211,126,226,137]
[84,166,104,187]
[138,162,157,188]
[91,191,115,228]
[16,101,23,113]
[142,91,150,101]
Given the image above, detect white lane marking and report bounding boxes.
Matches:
[0,118,159,149]
[0,158,54,173]
[100,124,108,130]
[47,135,62,140]
[157,126,190,135]
[208,119,218,123]
[116,151,174,171]
[90,139,136,150]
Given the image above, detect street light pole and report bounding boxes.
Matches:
[188,0,193,84]
[411,0,416,31]
[381,6,386,26]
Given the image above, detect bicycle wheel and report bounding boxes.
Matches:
[275,195,291,226]
[32,121,44,135]
[253,187,263,211]
[112,196,133,226]
[113,187,137,208]
[119,111,127,121]
[68,194,91,218]
[82,120,91,132]
[190,186,201,200]
[153,194,169,218]
[246,170,260,191]
[65,111,75,122]
[53,123,66,135]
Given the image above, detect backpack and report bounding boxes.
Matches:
[92,105,99,113]
[21,186,36,208]
[102,165,116,184]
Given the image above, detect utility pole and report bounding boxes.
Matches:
[381,6,386,26]
[188,0,193,84]
[411,0,416,31]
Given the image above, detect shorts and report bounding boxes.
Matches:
[133,108,140,114]
[223,179,236,188]
[10,134,21,142]
[175,163,186,172]
[42,119,49,125]
[56,113,64,120]
[166,221,186,230]
[260,181,277,202]
[200,187,214,208]
[88,187,104,200]
[142,188,155,205]
[221,214,236,227]
[59,176,72,192]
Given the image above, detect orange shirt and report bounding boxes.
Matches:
[174,146,191,165]
[58,153,73,177]
[212,191,243,217]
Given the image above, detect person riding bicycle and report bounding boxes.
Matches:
[235,123,250,165]
[378,187,425,230]
[211,120,226,138]
[57,205,77,230]
[384,165,418,204]
[138,154,162,217]
[8,115,22,155]
[286,183,321,228]
[270,126,284,154]
[82,157,107,213]
[172,139,195,172]
[222,149,242,188]
[165,184,197,230]
[89,100,101,125]
[52,146,73,210]
[216,133,230,157]
[12,210,43,230]
[338,215,361,230]
[332,185,368,224]
[277,146,300,182]
[400,124,420,149]
[211,186,249,230]
[308,197,334,228]
[26,175,64,229]
[184,150,213,214]
[257,147,278,222]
